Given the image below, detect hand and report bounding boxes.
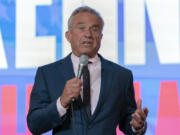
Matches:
[130,99,148,130]
[60,78,82,108]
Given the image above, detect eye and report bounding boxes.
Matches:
[92,27,99,32]
[91,26,100,33]
[78,26,85,31]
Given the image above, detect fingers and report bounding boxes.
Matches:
[66,78,82,92]
[132,110,145,122]
[130,118,144,130]
[136,99,142,110]
[60,78,82,108]
[67,78,82,99]
[130,110,145,129]
[130,99,148,130]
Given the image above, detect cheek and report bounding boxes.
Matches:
[73,35,83,43]
[95,36,102,43]
[72,37,79,44]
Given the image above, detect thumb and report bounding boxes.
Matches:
[137,99,142,110]
[143,107,149,117]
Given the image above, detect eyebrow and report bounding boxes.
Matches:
[91,24,100,28]
[76,22,85,26]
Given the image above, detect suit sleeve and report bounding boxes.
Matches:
[119,71,137,134]
[119,71,147,135]
[27,67,67,134]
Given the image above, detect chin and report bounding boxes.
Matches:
[79,50,97,57]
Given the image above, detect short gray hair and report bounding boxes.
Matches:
[68,6,104,31]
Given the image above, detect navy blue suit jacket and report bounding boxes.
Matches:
[27,54,139,135]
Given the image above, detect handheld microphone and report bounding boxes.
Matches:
[72,54,88,102]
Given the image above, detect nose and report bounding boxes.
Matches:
[84,28,92,38]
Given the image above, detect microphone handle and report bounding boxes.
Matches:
[77,64,84,79]
[72,64,84,102]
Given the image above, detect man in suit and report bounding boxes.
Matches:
[27,6,148,135]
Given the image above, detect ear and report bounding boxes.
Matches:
[99,33,103,41]
[65,31,72,43]
[100,33,103,39]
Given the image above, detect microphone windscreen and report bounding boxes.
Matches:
[79,54,88,66]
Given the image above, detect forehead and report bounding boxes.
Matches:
[72,12,102,26]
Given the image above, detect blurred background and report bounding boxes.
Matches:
[0,0,180,134]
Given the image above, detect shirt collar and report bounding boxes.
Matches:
[71,53,100,65]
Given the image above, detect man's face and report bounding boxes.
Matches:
[66,12,103,58]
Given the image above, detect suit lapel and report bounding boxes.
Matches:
[59,54,75,81]
[90,56,114,122]
[49,54,75,100]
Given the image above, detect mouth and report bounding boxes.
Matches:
[81,41,93,46]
